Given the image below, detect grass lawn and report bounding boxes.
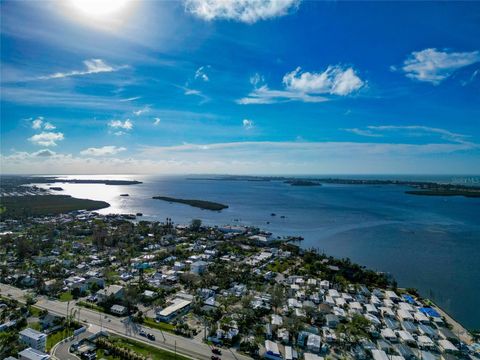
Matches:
[59,291,73,302]
[77,301,105,313]
[143,318,175,333]
[46,328,74,351]
[29,306,43,317]
[110,336,190,360]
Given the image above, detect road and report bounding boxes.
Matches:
[1,283,251,360]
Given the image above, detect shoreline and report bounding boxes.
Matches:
[429,299,475,344]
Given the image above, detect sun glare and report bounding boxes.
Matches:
[70,0,130,17]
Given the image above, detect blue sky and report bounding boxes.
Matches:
[1,0,479,174]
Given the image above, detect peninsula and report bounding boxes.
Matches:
[188,176,480,198]
[152,196,228,211]
[0,195,109,219]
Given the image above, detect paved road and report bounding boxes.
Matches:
[51,331,92,360]
[1,283,251,360]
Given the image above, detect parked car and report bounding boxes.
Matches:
[211,356,221,360]
[147,333,155,341]
[139,330,147,337]
[212,348,222,355]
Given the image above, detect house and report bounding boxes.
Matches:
[371,349,389,360]
[157,298,192,322]
[304,354,324,360]
[284,346,297,360]
[110,304,127,315]
[96,284,124,302]
[143,290,156,299]
[191,260,208,275]
[19,328,47,352]
[307,334,321,353]
[18,348,50,360]
[264,340,281,360]
[325,314,339,328]
[438,340,459,353]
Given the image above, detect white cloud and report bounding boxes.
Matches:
[195,66,210,81]
[3,137,478,175]
[183,87,210,104]
[238,65,364,104]
[344,128,383,137]
[243,119,254,129]
[401,48,480,84]
[37,59,127,80]
[120,96,141,102]
[133,106,150,116]
[283,66,364,95]
[43,122,56,130]
[184,0,300,23]
[28,131,64,147]
[80,146,127,156]
[33,149,56,157]
[153,117,161,125]
[31,117,44,129]
[108,119,133,131]
[31,117,56,130]
[344,125,474,146]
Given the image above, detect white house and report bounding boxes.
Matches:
[19,328,47,352]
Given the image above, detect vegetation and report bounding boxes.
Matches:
[59,291,74,302]
[0,195,109,219]
[46,327,74,351]
[97,336,190,360]
[142,318,175,333]
[152,196,228,211]
[284,179,321,186]
[406,189,480,197]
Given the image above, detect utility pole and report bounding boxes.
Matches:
[66,300,70,337]
[175,340,177,360]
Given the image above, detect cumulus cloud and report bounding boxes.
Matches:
[31,117,44,129]
[33,149,56,157]
[28,131,64,147]
[195,66,210,81]
[37,59,127,80]
[401,48,480,84]
[153,117,161,125]
[31,117,56,130]
[108,119,133,131]
[283,66,364,95]
[243,119,254,129]
[80,146,127,156]
[184,0,300,23]
[238,65,364,104]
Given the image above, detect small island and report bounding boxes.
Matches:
[49,187,64,191]
[285,179,321,186]
[152,196,228,211]
[406,189,480,198]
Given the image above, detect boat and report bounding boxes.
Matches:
[120,193,129,197]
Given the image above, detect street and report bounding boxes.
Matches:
[0,283,251,360]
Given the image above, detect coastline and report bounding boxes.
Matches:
[429,299,475,344]
[2,175,479,330]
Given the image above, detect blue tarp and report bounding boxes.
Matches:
[402,294,415,304]
[419,307,441,318]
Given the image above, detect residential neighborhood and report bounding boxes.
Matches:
[0,210,479,360]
